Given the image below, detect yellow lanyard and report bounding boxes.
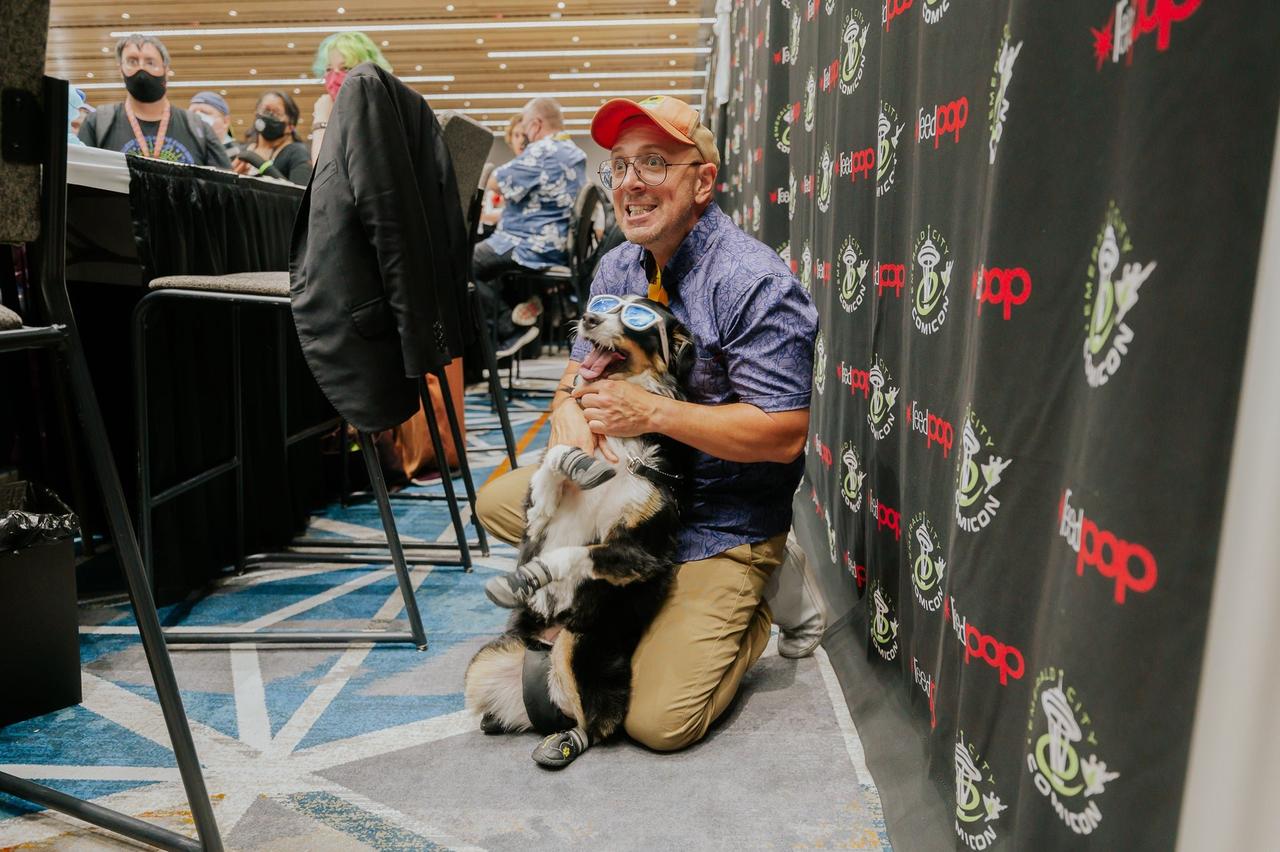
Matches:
[647,267,669,305]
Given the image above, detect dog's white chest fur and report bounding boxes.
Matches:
[524,438,655,618]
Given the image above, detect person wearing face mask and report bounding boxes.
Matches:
[78,34,231,169]
[308,31,392,164]
[188,91,236,158]
[230,91,312,185]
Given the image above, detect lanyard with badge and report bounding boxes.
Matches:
[124,101,170,159]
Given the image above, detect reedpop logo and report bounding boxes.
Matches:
[1059,489,1158,604]
[947,595,1024,686]
[956,733,1008,849]
[1091,0,1202,71]
[1026,669,1120,836]
[911,226,954,335]
[954,408,1012,533]
[917,96,968,149]
[1083,202,1156,387]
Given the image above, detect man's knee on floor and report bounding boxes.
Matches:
[624,706,707,753]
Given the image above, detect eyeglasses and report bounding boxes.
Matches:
[587,295,671,363]
[598,154,704,190]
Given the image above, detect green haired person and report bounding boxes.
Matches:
[308,31,393,162]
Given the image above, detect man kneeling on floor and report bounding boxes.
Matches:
[475,95,818,754]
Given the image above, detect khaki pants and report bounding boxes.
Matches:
[475,465,783,752]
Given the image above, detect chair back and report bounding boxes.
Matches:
[568,183,608,287]
[0,0,51,245]
[439,113,493,213]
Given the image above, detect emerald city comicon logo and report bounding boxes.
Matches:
[1026,668,1120,836]
[870,583,899,661]
[773,102,793,154]
[956,732,1007,849]
[911,226,953,335]
[954,407,1012,533]
[922,0,952,25]
[838,235,871,313]
[800,241,813,293]
[751,194,761,233]
[840,9,869,95]
[841,440,865,513]
[817,145,833,212]
[813,332,827,396]
[867,356,899,440]
[877,101,905,197]
[790,8,801,66]
[788,168,798,221]
[804,68,817,132]
[1083,202,1156,387]
[909,513,946,612]
[988,25,1024,165]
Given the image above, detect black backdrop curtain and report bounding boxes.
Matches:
[718,1,1279,849]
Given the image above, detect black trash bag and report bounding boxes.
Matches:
[0,483,80,551]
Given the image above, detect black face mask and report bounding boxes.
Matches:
[123,69,167,103]
[254,114,287,141]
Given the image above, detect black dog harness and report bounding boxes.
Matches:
[522,644,576,734]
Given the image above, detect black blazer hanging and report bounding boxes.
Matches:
[289,63,469,433]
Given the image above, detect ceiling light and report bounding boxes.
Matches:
[464,100,471,106]
[670,80,678,86]
[549,70,707,80]
[110,16,714,38]
[336,6,345,13]
[101,46,110,53]
[668,0,677,5]
[445,104,697,115]
[120,12,130,19]
[476,37,484,44]
[86,72,95,78]
[287,42,295,48]
[249,68,257,74]
[446,3,454,9]
[499,62,508,69]
[294,88,301,93]
[670,33,678,39]
[78,74,453,90]
[592,82,600,88]
[381,40,390,46]
[557,1,566,7]
[583,61,590,67]
[416,88,705,102]
[571,35,580,43]
[517,83,525,89]
[489,47,709,58]
[669,59,677,65]
[228,9,237,16]
[415,64,423,71]
[442,84,449,90]
[220,89,227,94]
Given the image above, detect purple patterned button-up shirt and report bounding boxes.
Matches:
[571,203,818,562]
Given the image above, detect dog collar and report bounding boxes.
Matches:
[627,456,683,486]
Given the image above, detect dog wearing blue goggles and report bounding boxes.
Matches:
[575,294,691,384]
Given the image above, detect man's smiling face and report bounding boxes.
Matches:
[610,120,710,253]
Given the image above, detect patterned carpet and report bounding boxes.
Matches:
[0,361,890,851]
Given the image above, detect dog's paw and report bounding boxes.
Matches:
[556,447,617,490]
[484,559,554,609]
[532,727,589,770]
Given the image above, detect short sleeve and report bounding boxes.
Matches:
[720,275,818,411]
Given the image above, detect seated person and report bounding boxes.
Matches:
[472,97,586,353]
[78,34,230,168]
[229,90,313,185]
[475,95,817,755]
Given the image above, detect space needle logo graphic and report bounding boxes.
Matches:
[1026,669,1120,836]
[1083,201,1156,388]
[911,226,953,335]
[956,733,1007,849]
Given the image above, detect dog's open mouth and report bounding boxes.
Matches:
[578,343,627,382]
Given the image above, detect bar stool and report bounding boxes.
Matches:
[0,74,222,851]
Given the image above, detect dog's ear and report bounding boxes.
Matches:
[669,327,695,386]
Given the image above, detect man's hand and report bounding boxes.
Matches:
[573,380,663,440]
[549,392,617,462]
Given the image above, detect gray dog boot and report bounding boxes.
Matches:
[764,531,828,659]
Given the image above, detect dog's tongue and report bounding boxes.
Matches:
[578,346,623,382]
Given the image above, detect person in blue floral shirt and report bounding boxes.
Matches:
[474,97,586,352]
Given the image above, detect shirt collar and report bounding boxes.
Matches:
[639,202,727,287]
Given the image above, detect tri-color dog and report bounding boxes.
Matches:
[464,295,693,768]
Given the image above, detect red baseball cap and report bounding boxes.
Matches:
[591,96,720,168]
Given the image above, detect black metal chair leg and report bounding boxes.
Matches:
[433,368,489,556]
[417,377,473,571]
[357,431,428,649]
[133,298,155,589]
[232,305,245,574]
[473,290,519,468]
